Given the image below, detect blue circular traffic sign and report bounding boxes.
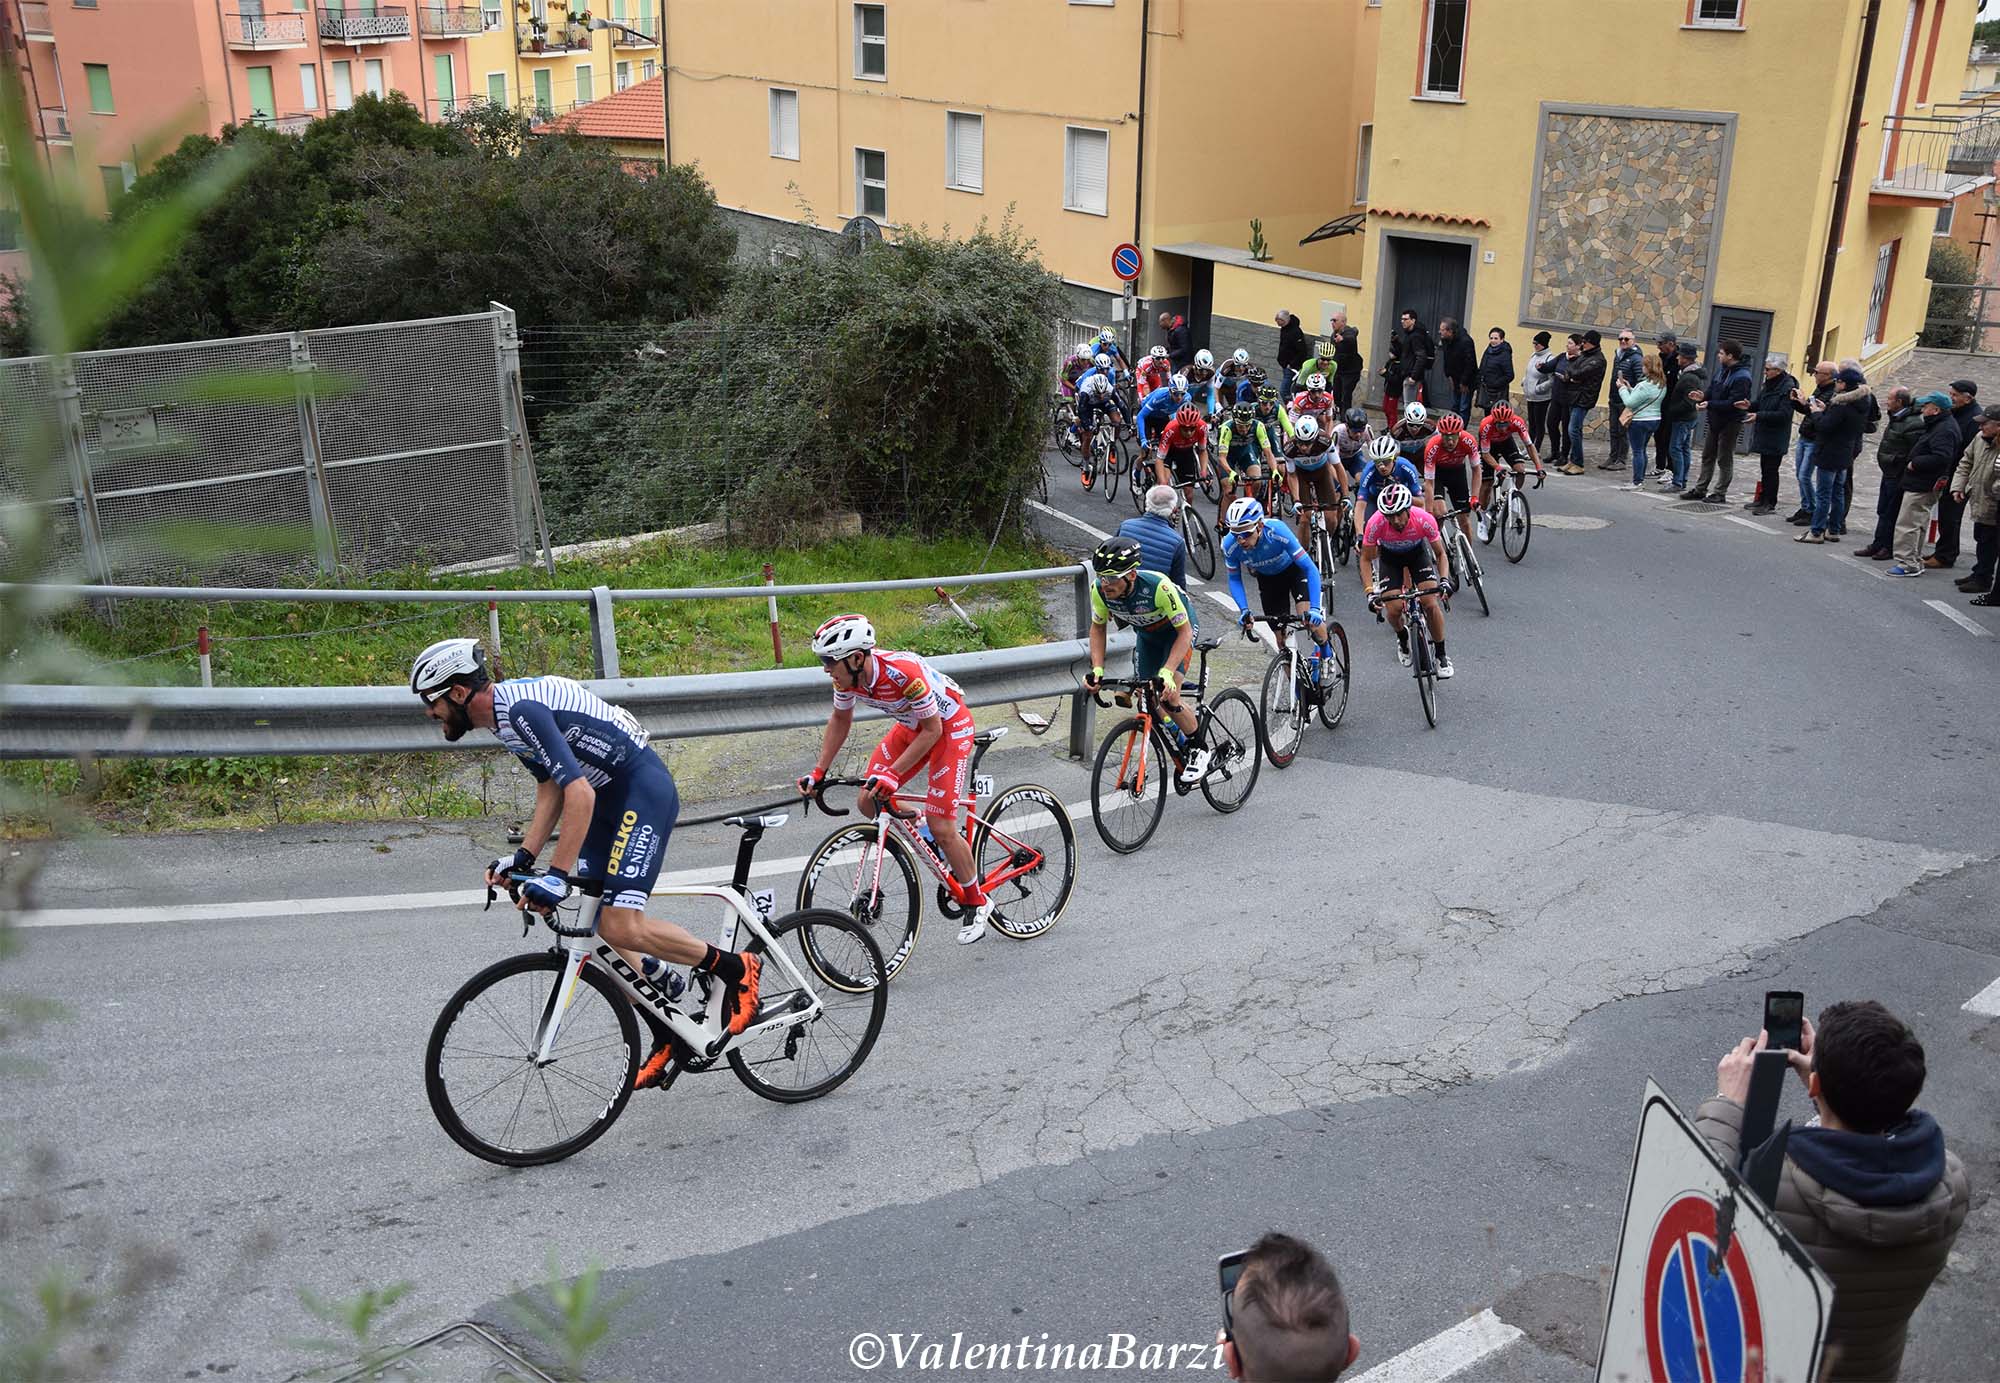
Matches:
[1112,243,1143,282]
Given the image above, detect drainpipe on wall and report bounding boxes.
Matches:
[658,0,670,166]
[1127,0,1149,363]
[1809,0,1882,368]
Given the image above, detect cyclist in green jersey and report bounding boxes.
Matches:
[1215,402,1279,538]
[1081,537,1211,783]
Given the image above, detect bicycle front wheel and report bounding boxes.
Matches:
[1468,556,1491,617]
[729,909,886,1103]
[1101,439,1124,507]
[1186,513,1217,580]
[797,824,922,984]
[1259,651,1305,769]
[1315,623,1351,730]
[1091,717,1168,853]
[425,951,639,1168]
[1200,688,1262,813]
[974,783,1078,939]
[1501,490,1532,563]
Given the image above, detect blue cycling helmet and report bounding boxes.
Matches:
[1225,497,1265,534]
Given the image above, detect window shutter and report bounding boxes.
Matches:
[1066,128,1108,215]
[771,89,798,158]
[950,113,982,190]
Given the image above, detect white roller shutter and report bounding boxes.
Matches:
[1065,127,1108,216]
[947,112,983,192]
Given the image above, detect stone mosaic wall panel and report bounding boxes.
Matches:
[1524,111,1728,330]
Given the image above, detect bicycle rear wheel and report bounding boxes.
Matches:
[1091,717,1168,853]
[1501,490,1532,563]
[1259,651,1305,768]
[1315,623,1351,730]
[1186,512,1217,580]
[1467,550,1491,617]
[425,951,639,1168]
[728,909,886,1103]
[973,783,1077,939]
[1199,688,1262,813]
[1129,449,1149,514]
[796,824,922,985]
[1197,467,1219,503]
[1101,437,1124,507]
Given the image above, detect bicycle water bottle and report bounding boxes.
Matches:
[917,820,936,847]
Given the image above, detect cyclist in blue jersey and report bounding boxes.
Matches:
[1353,432,1423,535]
[1221,497,1327,646]
[411,638,762,1089]
[1093,328,1128,372]
[1135,375,1188,449]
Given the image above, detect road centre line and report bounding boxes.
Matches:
[1348,1309,1525,1383]
[1925,598,1992,637]
[1966,975,2000,1017]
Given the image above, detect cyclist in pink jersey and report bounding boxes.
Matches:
[1359,482,1456,678]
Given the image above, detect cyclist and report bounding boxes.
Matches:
[1135,372,1188,451]
[1354,432,1422,535]
[1293,339,1340,395]
[1153,401,1211,493]
[1185,348,1220,417]
[1074,360,1124,489]
[1058,346,1094,449]
[1287,372,1337,433]
[1421,412,1481,551]
[1082,537,1210,784]
[1475,400,1544,511]
[1252,380,1295,453]
[797,615,994,945]
[1282,414,1348,539]
[1222,497,1331,686]
[1358,482,1454,679]
[410,638,762,1087]
[1330,406,1376,475]
[1390,400,1435,464]
[1216,347,1252,402]
[1093,327,1128,376]
[1215,401,1279,537]
[1135,344,1173,399]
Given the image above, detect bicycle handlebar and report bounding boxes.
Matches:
[813,776,920,820]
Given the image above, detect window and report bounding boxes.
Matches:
[97,164,128,208]
[330,60,354,109]
[482,3,501,29]
[945,111,982,192]
[1686,0,1745,26]
[533,67,553,116]
[1063,125,1108,216]
[575,64,593,104]
[855,146,887,220]
[769,88,799,160]
[0,179,19,253]
[300,63,319,109]
[1419,0,1466,98]
[83,64,113,114]
[247,66,276,122]
[616,60,631,92]
[486,72,506,107]
[854,4,886,80]
[1354,123,1372,204]
[1865,238,1900,350]
[1936,202,1956,235]
[641,58,656,78]
[73,0,96,8]
[363,59,385,99]
[433,55,454,113]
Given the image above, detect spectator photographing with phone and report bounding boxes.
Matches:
[1217,1233,1359,1382]
[1696,1000,1970,1382]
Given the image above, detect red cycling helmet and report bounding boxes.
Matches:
[1438,413,1465,436]
[1490,402,1516,422]
[1175,404,1202,428]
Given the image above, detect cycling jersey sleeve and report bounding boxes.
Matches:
[1150,578,1191,630]
[507,697,586,789]
[1223,538,1249,611]
[1089,580,1111,627]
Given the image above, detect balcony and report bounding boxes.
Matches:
[37,107,71,144]
[516,18,589,53]
[1872,107,2000,204]
[18,1,54,40]
[257,112,317,134]
[318,5,412,44]
[223,10,309,49]
[417,4,482,36]
[610,14,656,46]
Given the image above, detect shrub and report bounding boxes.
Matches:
[1918,238,1979,350]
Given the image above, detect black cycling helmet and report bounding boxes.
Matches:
[1091,536,1144,578]
[1343,407,1368,431]
[1257,384,1279,404]
[1247,366,1268,387]
[1232,401,1255,422]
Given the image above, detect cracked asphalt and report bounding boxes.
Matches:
[2,456,1996,1380]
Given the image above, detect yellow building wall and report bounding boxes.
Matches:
[462,12,641,114]
[1210,261,1359,333]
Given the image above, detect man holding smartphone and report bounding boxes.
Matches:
[1217,1233,1359,1381]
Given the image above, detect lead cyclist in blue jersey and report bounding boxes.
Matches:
[1352,432,1423,536]
[1135,374,1189,449]
[411,638,762,1091]
[1222,497,1331,654]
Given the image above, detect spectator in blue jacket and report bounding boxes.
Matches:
[1681,339,1753,505]
[1118,488,1193,623]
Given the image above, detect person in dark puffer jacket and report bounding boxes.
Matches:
[1697,1000,1969,1382]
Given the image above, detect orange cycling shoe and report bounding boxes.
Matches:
[725,954,763,1036]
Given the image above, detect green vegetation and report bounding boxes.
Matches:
[1919,238,1979,350]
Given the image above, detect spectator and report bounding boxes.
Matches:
[1653,332,1681,477]
[1786,360,1838,524]
[1856,386,1922,560]
[1950,406,2000,595]
[1889,392,1964,577]
[1386,309,1433,410]
[1618,353,1665,489]
[1548,334,1582,471]
[1161,312,1192,371]
[1746,352,1799,516]
[1329,311,1364,413]
[1682,338,1752,505]
[1220,1232,1360,1383]
[1696,1001,1969,1382]
[1438,317,1477,420]
[1275,310,1310,403]
[1797,365,1871,543]
[1522,330,1557,459]
[1379,332,1407,424]
[1605,329,1645,472]
[1662,341,1705,491]
[1477,327,1515,417]
[1928,378,1980,569]
[1119,486,1190,593]
[1562,329,1608,476]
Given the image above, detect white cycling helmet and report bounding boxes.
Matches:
[1364,434,1400,463]
[1169,372,1189,394]
[1294,415,1320,442]
[1232,348,1250,366]
[1082,372,1113,396]
[1225,496,1265,533]
[1306,372,1327,392]
[1149,344,1168,360]
[410,637,486,701]
[1376,482,1415,516]
[1194,348,1215,370]
[811,613,876,660]
[1402,401,1428,425]
[1094,352,1112,370]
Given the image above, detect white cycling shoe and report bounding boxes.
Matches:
[1178,746,1213,784]
[1437,656,1455,679]
[958,901,991,945]
[1397,644,1412,667]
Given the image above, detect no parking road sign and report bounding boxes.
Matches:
[1112,243,1143,282]
[1597,1083,1831,1383]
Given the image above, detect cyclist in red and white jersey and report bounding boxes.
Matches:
[798,614,993,944]
[1475,402,1543,510]
[1421,413,1482,550]
[1135,345,1173,399]
[1287,373,1337,433]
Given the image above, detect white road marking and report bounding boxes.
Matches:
[18,795,1104,928]
[1632,489,1674,502]
[1349,1309,1525,1383]
[1026,498,1111,543]
[1205,589,1279,651]
[1826,552,1892,582]
[1925,598,1992,636]
[1966,975,2000,1017]
[1724,514,1775,533]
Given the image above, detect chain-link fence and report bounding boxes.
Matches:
[0,305,552,585]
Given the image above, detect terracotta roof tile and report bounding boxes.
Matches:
[539,75,664,144]
[1367,206,1492,229]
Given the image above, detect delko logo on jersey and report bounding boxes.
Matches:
[606,810,641,874]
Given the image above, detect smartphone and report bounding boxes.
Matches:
[1218,1250,1248,1331]
[1764,990,1805,1052]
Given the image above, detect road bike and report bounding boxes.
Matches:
[1297,499,1350,582]
[425,804,888,1167]
[1145,463,1218,579]
[1369,579,1449,728]
[1050,392,1082,466]
[1088,634,1261,853]
[1253,610,1350,768]
[795,728,1077,982]
[1087,415,1131,507]
[1438,506,1490,617]
[1478,461,1539,563]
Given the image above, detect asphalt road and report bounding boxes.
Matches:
[3,453,1997,1381]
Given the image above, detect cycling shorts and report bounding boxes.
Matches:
[1226,450,1263,482]
[1132,625,1190,685]
[1254,567,1311,618]
[575,748,679,911]
[1377,547,1438,587]
[1485,440,1527,470]
[1431,459,1472,509]
[1163,445,1204,486]
[866,706,978,828]
[1296,466,1342,512]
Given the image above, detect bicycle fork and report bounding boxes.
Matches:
[534,932,597,1066]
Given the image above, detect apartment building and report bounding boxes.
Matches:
[462,0,659,122]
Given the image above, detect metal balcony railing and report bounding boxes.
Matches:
[516,18,589,52]
[611,14,656,44]
[417,4,482,36]
[1876,108,2000,197]
[36,107,70,143]
[18,1,53,38]
[222,10,309,47]
[261,112,317,134]
[318,5,412,43]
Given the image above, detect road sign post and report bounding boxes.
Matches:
[1597,1082,1831,1383]
[1112,244,1143,380]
